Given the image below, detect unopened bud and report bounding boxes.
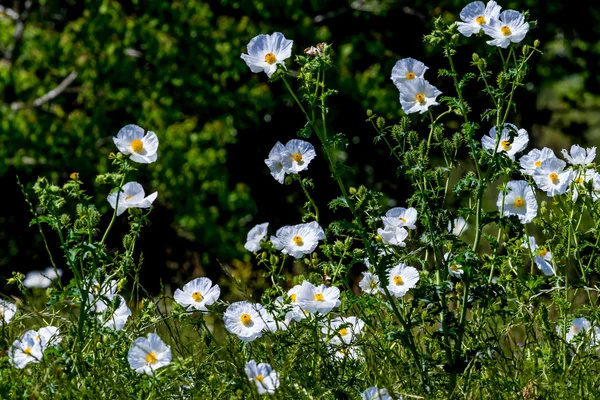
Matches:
[366,109,373,117]
[349,187,357,195]
[534,39,540,48]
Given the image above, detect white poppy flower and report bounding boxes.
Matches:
[362,386,393,400]
[359,272,383,295]
[264,142,287,184]
[95,295,132,330]
[399,78,441,114]
[390,58,428,89]
[519,147,557,176]
[483,10,529,48]
[321,316,365,345]
[295,281,340,314]
[113,124,159,164]
[35,326,62,351]
[456,1,502,37]
[281,139,316,174]
[448,216,468,236]
[284,285,308,323]
[107,182,158,216]
[245,360,280,395]
[240,32,293,78]
[0,299,17,324]
[244,222,269,252]
[270,221,325,259]
[377,225,408,247]
[522,236,554,276]
[497,180,537,223]
[570,169,599,202]
[386,263,420,297]
[23,267,63,289]
[381,207,418,230]
[481,123,529,160]
[562,144,597,166]
[9,330,43,369]
[444,252,464,278]
[559,317,595,343]
[88,278,118,308]
[128,333,172,375]
[532,158,572,197]
[224,301,267,342]
[331,345,362,361]
[174,277,220,312]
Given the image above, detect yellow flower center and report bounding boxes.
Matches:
[145,351,158,365]
[369,280,378,288]
[501,26,512,36]
[290,293,297,302]
[393,275,404,285]
[549,172,559,184]
[292,153,303,162]
[514,197,525,208]
[314,293,325,302]
[292,236,304,246]
[501,140,511,150]
[535,161,542,167]
[415,93,425,103]
[256,374,265,382]
[577,177,585,184]
[264,52,277,65]
[24,348,33,356]
[571,325,580,334]
[537,248,548,257]
[398,217,407,222]
[192,292,203,302]
[240,313,252,326]
[475,15,486,25]
[338,328,348,336]
[131,139,144,153]
[450,265,459,272]
[125,195,133,200]
[35,335,40,341]
[405,72,415,80]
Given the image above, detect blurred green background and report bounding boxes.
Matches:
[1,0,597,294]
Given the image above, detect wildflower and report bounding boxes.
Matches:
[560,317,600,344]
[35,326,62,351]
[128,333,172,375]
[562,144,597,166]
[359,272,383,295]
[271,221,325,259]
[95,295,132,330]
[113,124,159,164]
[391,58,428,89]
[362,387,393,400]
[448,216,468,236]
[481,123,529,160]
[399,78,441,114]
[264,142,287,184]
[245,360,280,395]
[483,10,529,48]
[522,236,554,276]
[570,169,599,202]
[386,263,420,297]
[107,182,157,216]
[23,267,63,289]
[241,32,293,78]
[532,158,572,197]
[519,148,557,176]
[281,139,317,174]
[295,281,340,314]
[224,301,267,342]
[497,180,537,223]
[322,316,365,345]
[244,222,269,252]
[444,253,464,278]
[331,345,362,361]
[9,331,43,369]
[174,277,220,312]
[377,225,408,247]
[283,284,308,323]
[381,207,418,230]
[456,1,502,37]
[0,299,17,324]
[88,278,118,306]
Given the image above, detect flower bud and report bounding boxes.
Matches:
[472,53,480,62]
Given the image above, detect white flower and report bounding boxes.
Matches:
[35,326,62,351]
[264,142,287,184]
[522,236,554,276]
[244,223,269,252]
[456,1,502,37]
[448,216,468,236]
[390,58,428,89]
[224,301,267,342]
[481,123,529,160]
[483,10,529,48]
[113,124,159,164]
[295,281,340,314]
[362,386,393,400]
[381,207,418,230]
[95,295,132,330]
[322,316,365,345]
[359,272,383,295]
[23,267,63,289]
[444,252,464,278]
[497,180,537,223]
[399,78,441,114]
[271,221,325,259]
[128,333,172,375]
[0,299,17,324]
[331,345,362,361]
[559,317,597,343]
[532,158,572,197]
[284,285,308,323]
[519,147,557,176]
[562,144,597,166]
[377,225,408,247]
[88,278,118,308]
[387,263,420,297]
[107,182,158,217]
[570,169,599,202]
[245,360,280,395]
[241,32,293,78]
[174,277,220,312]
[281,139,317,174]
[9,330,43,369]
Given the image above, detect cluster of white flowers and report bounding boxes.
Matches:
[9,326,61,369]
[390,58,441,115]
[377,206,417,247]
[264,139,316,184]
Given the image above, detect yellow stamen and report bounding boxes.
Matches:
[501,140,511,150]
[24,348,33,356]
[450,265,459,272]
[192,292,203,302]
[405,72,415,80]
[369,281,378,288]
[292,236,304,246]
[264,52,277,65]
[131,139,144,153]
[549,172,559,184]
[35,335,40,341]
[398,217,407,223]
[256,374,265,382]
[501,26,512,36]
[415,93,425,103]
[338,328,348,336]
[535,161,542,167]
[514,197,525,208]
[538,248,548,257]
[475,15,486,25]
[292,153,303,163]
[240,313,252,326]
[571,325,580,334]
[393,275,404,286]
[314,293,324,301]
[577,177,585,184]
[290,293,297,302]
[125,195,133,200]
[145,351,158,364]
